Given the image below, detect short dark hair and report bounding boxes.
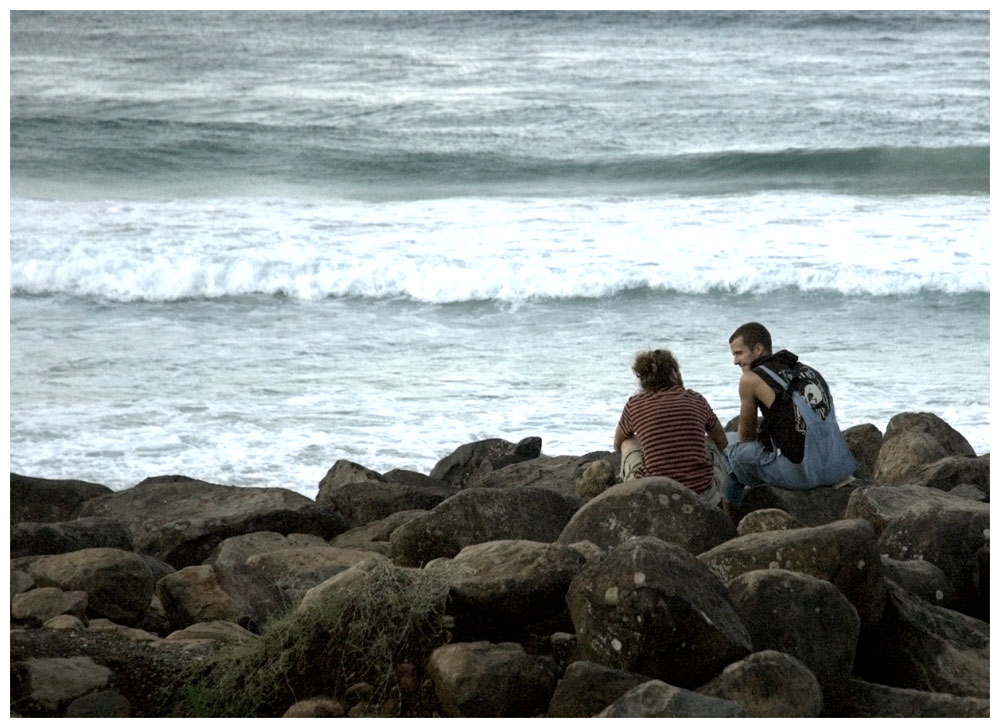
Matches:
[729,322,772,354]
[632,349,684,391]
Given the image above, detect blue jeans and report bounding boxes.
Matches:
[722,413,856,507]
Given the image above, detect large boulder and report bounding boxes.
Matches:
[556,478,736,555]
[907,454,990,493]
[77,475,349,568]
[566,537,751,689]
[875,498,990,621]
[12,656,112,716]
[697,650,823,718]
[427,539,586,640]
[316,459,385,493]
[874,412,977,485]
[329,510,427,553]
[698,518,886,629]
[736,508,804,536]
[426,641,559,718]
[476,452,618,498]
[854,582,989,699]
[845,483,982,536]
[828,678,990,718]
[547,660,650,718]
[317,480,455,528]
[389,487,582,567]
[596,680,746,718]
[27,548,155,626]
[726,570,860,701]
[11,587,89,627]
[880,556,959,611]
[11,518,133,559]
[204,532,382,627]
[155,565,240,631]
[726,481,858,527]
[241,546,389,607]
[11,474,113,524]
[842,423,883,480]
[884,412,977,457]
[429,437,543,489]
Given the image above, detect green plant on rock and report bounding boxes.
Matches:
[170,559,452,717]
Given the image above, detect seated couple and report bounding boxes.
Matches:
[613,322,857,510]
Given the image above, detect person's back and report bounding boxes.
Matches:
[614,348,729,505]
[619,386,719,492]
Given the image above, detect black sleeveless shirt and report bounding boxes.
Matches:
[751,350,834,465]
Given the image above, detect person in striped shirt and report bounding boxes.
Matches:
[613,348,730,506]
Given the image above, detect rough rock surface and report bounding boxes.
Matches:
[77,475,348,568]
[698,518,887,629]
[875,498,990,619]
[427,641,559,718]
[697,649,823,718]
[842,423,884,480]
[547,660,650,718]
[726,570,860,700]
[390,486,582,567]
[854,582,989,699]
[557,477,736,554]
[596,680,747,718]
[429,436,543,489]
[566,537,751,689]
[427,539,585,640]
[27,548,155,627]
[10,473,113,524]
[12,518,133,559]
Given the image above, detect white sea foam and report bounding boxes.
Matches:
[10,193,990,303]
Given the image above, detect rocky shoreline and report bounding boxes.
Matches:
[10,411,990,718]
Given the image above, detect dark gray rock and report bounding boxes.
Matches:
[566,537,751,689]
[329,509,427,550]
[727,480,859,527]
[736,508,804,536]
[317,480,455,528]
[429,437,543,489]
[881,556,959,611]
[427,539,586,640]
[846,483,982,536]
[427,641,559,718]
[547,660,649,718]
[698,518,886,629]
[11,473,112,524]
[77,475,348,568]
[854,582,989,699]
[556,477,736,555]
[596,680,747,718]
[876,498,989,620]
[11,518,133,559]
[843,423,883,480]
[826,678,990,718]
[390,487,582,568]
[477,452,618,498]
[726,570,860,702]
[27,548,155,626]
[698,650,823,718]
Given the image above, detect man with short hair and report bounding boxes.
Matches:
[723,322,856,505]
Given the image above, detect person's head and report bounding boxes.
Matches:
[729,322,772,373]
[632,349,684,391]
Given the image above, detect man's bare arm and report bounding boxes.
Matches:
[737,372,761,442]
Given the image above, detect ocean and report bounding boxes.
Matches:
[9,10,990,497]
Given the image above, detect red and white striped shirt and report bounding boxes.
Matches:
[618,386,720,492]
